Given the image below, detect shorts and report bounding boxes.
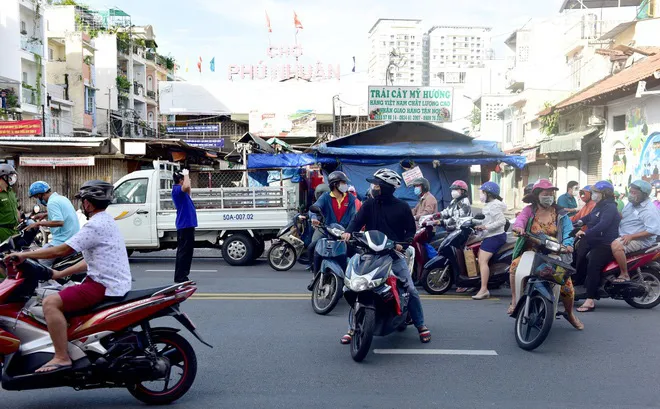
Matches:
[58,278,106,313]
[617,238,648,254]
[480,233,507,254]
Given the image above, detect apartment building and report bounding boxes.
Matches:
[368,19,424,86]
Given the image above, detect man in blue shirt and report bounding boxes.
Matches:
[557,180,580,217]
[27,181,80,267]
[611,180,660,281]
[172,169,198,283]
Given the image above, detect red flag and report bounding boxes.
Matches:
[266,11,272,33]
[197,56,202,73]
[294,11,303,29]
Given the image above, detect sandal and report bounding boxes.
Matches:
[418,326,431,343]
[566,314,585,330]
[340,332,353,345]
[613,275,630,283]
[456,287,469,293]
[507,304,515,316]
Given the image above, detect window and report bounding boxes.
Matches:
[84,87,95,114]
[20,21,26,33]
[113,178,149,204]
[22,72,28,83]
[506,123,513,143]
[613,115,626,131]
[48,48,53,61]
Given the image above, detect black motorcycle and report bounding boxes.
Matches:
[421,215,513,295]
[343,230,411,362]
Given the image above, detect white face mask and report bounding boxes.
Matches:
[572,188,580,196]
[479,192,487,203]
[451,190,461,199]
[338,183,349,194]
[8,174,17,186]
[591,192,602,203]
[539,196,554,207]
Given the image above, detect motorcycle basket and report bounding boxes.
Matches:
[531,253,574,286]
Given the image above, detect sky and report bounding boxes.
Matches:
[84,0,566,82]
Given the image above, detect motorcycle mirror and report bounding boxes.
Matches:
[33,205,41,214]
[574,220,584,228]
[309,205,322,215]
[474,214,486,220]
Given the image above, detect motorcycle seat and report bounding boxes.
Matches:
[66,285,172,318]
[627,246,657,258]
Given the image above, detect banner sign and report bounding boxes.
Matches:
[166,124,219,134]
[184,138,225,149]
[249,110,317,137]
[19,156,95,167]
[402,166,424,187]
[0,120,43,136]
[522,149,537,164]
[368,86,454,123]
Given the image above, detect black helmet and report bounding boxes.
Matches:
[75,180,114,207]
[523,183,534,196]
[412,177,430,193]
[327,171,349,188]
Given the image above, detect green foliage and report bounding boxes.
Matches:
[539,102,559,136]
[116,75,131,95]
[469,106,481,128]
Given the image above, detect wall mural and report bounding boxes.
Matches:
[609,106,651,192]
[634,131,660,183]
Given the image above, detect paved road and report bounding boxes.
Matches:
[4,251,660,408]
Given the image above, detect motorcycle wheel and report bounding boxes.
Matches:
[625,268,660,309]
[351,308,376,362]
[514,294,554,351]
[422,266,453,295]
[128,331,197,405]
[267,242,297,271]
[311,272,342,315]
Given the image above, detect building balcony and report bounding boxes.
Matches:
[20,35,44,58]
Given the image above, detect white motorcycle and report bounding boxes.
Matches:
[511,232,575,351]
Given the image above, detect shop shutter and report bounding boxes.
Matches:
[587,144,602,186]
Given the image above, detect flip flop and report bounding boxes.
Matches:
[577,305,596,313]
[340,333,352,345]
[455,287,469,293]
[613,277,631,283]
[35,363,72,374]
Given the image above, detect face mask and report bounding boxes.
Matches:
[539,196,554,207]
[628,194,640,204]
[591,192,602,203]
[38,198,48,207]
[8,174,17,186]
[371,188,381,197]
[338,184,349,194]
[414,187,422,196]
[572,188,580,196]
[451,190,461,199]
[479,192,487,203]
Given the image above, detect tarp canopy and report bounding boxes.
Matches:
[247,153,334,168]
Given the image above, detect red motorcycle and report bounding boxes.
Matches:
[574,241,660,308]
[0,258,211,404]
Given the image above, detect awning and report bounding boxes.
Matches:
[539,127,598,154]
[0,136,108,148]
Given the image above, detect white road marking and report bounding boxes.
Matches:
[373,349,498,356]
[145,269,218,273]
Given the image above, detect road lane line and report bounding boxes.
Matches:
[145,269,218,273]
[190,293,498,301]
[374,349,498,356]
[191,297,310,300]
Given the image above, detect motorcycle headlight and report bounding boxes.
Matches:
[544,240,561,252]
[348,277,369,292]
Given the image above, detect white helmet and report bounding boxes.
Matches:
[368,168,403,189]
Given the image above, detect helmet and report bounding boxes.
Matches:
[75,180,114,207]
[630,180,652,195]
[327,171,349,188]
[29,181,51,197]
[592,180,614,193]
[0,164,16,177]
[367,168,402,188]
[314,183,330,200]
[580,185,592,193]
[450,180,468,191]
[523,183,534,196]
[532,179,559,193]
[480,181,500,197]
[652,179,660,190]
[412,177,430,192]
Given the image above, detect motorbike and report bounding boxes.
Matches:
[267,213,313,271]
[307,206,348,315]
[343,230,413,362]
[571,222,660,309]
[511,231,574,351]
[0,256,211,404]
[411,214,447,283]
[421,215,514,295]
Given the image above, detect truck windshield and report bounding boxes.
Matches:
[114,178,149,204]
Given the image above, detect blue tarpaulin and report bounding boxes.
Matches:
[247,153,334,169]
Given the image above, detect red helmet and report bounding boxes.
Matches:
[450,180,468,191]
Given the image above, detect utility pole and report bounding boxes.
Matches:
[331,95,338,137]
[41,102,46,138]
[106,87,112,136]
[338,105,342,137]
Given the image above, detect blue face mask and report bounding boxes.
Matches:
[414,187,422,196]
[37,197,48,207]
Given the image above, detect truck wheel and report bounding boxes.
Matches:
[222,234,255,266]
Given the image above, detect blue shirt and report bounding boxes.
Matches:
[580,199,620,247]
[619,198,660,248]
[47,192,80,246]
[172,185,198,230]
[557,193,578,217]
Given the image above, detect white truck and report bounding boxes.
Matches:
[102,161,298,266]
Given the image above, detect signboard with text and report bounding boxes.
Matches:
[19,156,95,167]
[166,124,220,134]
[368,86,453,123]
[249,110,317,137]
[402,166,424,187]
[184,139,225,149]
[0,120,42,136]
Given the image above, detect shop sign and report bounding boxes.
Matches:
[368,86,453,122]
[522,149,537,164]
[0,120,42,136]
[166,124,220,134]
[402,166,424,187]
[183,139,225,149]
[19,156,95,167]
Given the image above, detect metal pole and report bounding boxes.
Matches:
[107,87,111,136]
[332,95,336,137]
[41,102,46,137]
[339,106,342,136]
